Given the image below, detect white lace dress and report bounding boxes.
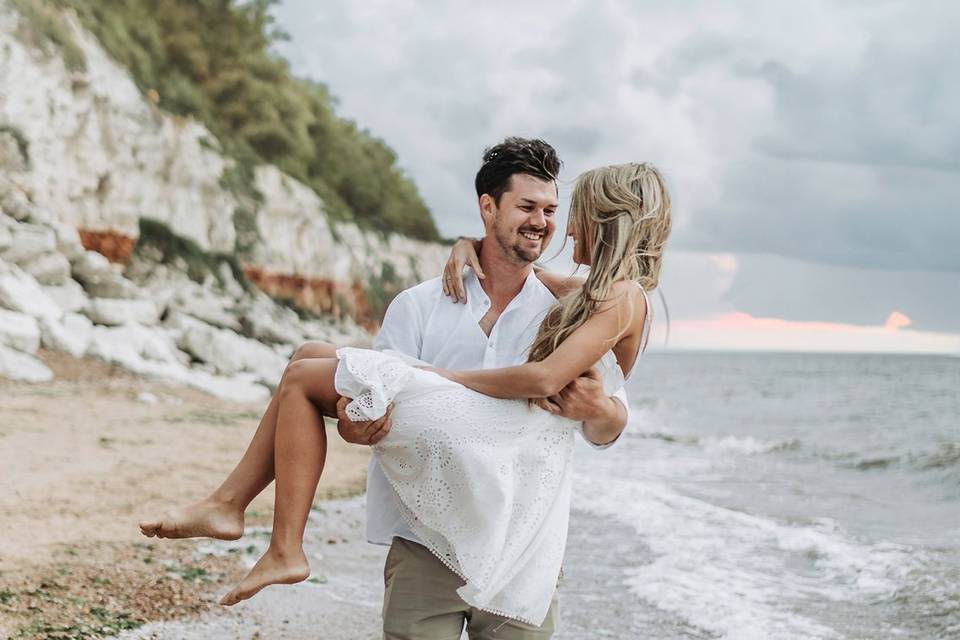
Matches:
[334,346,629,626]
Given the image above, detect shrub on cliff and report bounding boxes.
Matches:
[49,0,440,242]
[10,0,86,72]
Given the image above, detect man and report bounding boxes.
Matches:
[337,137,629,639]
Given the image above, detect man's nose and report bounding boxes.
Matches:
[528,209,547,227]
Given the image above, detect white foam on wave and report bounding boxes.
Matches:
[572,471,915,640]
[699,435,799,455]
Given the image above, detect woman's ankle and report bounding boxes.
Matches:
[206,492,246,512]
[266,541,306,561]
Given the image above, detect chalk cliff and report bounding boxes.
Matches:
[0,1,448,395]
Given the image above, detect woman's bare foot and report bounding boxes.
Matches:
[139,498,244,541]
[219,546,310,606]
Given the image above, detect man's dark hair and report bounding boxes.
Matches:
[474,137,561,204]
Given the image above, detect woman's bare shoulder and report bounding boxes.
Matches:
[534,268,586,298]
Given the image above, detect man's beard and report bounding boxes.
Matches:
[494,223,544,264]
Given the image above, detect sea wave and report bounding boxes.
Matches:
[633,430,800,455]
[572,472,916,640]
[838,442,960,476]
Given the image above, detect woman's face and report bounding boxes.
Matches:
[568,211,592,266]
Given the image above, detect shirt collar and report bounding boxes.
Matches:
[463,268,547,317]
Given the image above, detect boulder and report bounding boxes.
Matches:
[71,250,142,299]
[0,265,63,320]
[0,222,56,265]
[0,308,41,353]
[217,262,246,300]
[237,295,305,346]
[172,313,287,384]
[0,345,53,382]
[84,298,160,326]
[0,130,28,172]
[0,223,11,252]
[169,287,242,332]
[70,249,113,279]
[87,324,184,367]
[19,251,71,285]
[42,279,89,313]
[85,323,267,402]
[40,312,93,358]
[179,370,270,403]
[50,222,87,262]
[0,176,35,222]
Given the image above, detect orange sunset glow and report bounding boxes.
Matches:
[657,311,960,354]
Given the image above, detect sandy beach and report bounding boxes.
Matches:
[0,351,371,639]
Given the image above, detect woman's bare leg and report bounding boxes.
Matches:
[220,357,341,605]
[139,342,338,540]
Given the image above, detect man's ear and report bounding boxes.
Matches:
[479,194,496,228]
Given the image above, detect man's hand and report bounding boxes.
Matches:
[546,367,626,445]
[545,367,610,421]
[336,396,394,445]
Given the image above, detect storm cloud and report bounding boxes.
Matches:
[274,0,958,275]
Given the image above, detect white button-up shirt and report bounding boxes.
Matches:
[365,269,629,545]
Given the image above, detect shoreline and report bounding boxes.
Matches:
[0,351,370,639]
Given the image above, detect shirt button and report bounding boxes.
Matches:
[483,300,490,306]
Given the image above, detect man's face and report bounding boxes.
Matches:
[484,174,558,265]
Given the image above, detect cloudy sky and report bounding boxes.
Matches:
[273,0,959,353]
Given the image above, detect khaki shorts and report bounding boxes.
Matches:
[382,537,559,640]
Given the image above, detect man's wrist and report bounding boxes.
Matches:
[584,396,626,431]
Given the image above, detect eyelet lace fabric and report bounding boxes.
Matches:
[334,347,624,626]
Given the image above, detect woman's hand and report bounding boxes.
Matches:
[442,237,484,304]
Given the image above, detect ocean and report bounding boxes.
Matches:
[560,352,960,639]
[119,352,959,640]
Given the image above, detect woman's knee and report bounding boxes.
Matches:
[290,341,336,363]
[278,358,338,406]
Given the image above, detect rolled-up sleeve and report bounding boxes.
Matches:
[579,386,630,449]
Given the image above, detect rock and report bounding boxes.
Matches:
[0,345,53,382]
[178,370,271,403]
[300,317,371,347]
[70,249,113,277]
[87,324,185,369]
[83,273,142,299]
[0,176,35,222]
[71,250,142,299]
[169,287,242,331]
[238,295,305,346]
[86,323,268,402]
[50,222,87,262]
[0,130,28,172]
[172,313,287,384]
[84,298,160,326]
[0,308,41,353]
[19,251,71,285]
[0,222,56,264]
[0,224,11,252]
[40,312,93,357]
[217,262,246,300]
[42,278,89,313]
[0,265,63,320]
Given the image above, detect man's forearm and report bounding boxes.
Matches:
[582,396,627,445]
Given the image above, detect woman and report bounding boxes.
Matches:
[140,162,671,624]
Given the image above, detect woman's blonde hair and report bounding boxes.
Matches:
[527,162,672,364]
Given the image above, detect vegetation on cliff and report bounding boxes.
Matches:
[34,0,440,242]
